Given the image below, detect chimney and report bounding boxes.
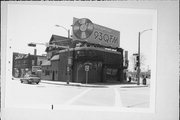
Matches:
[34,49,37,55]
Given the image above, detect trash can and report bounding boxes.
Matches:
[128,76,131,82]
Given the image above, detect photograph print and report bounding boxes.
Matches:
[5,4,157,112]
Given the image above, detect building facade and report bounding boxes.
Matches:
[41,34,128,83]
[41,18,128,83]
[12,51,47,77]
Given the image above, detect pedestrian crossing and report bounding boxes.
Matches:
[62,87,123,107]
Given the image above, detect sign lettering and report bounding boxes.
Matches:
[93,31,118,44]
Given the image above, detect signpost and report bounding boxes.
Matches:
[72,17,120,48]
[85,65,89,71]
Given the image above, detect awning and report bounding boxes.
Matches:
[50,55,59,61]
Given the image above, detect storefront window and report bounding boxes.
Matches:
[111,69,118,75]
[45,70,50,75]
[106,68,118,76]
[106,68,112,75]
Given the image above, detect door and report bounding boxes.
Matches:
[52,71,55,81]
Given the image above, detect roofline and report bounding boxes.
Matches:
[45,34,72,52]
[74,47,122,55]
[58,47,122,55]
[50,34,72,43]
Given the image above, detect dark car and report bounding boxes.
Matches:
[20,74,41,84]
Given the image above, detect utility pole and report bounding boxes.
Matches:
[55,25,71,84]
[137,32,141,85]
[137,29,152,85]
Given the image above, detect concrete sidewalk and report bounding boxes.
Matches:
[40,80,149,88]
[41,80,107,88]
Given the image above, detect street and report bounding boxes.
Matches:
[5,79,150,109]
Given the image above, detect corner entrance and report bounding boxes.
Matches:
[74,61,102,83]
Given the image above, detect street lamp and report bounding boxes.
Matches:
[137,29,152,85]
[55,24,72,84]
[55,24,70,38]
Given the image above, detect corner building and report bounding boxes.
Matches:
[41,18,128,83]
[41,35,127,83]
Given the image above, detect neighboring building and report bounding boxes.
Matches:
[41,34,72,80]
[12,50,47,77]
[45,35,72,60]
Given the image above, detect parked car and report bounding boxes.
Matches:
[20,74,41,84]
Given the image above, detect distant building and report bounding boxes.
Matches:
[12,50,47,77]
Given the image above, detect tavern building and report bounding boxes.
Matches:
[41,18,128,83]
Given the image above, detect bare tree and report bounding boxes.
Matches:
[130,53,146,71]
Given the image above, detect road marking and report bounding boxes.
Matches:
[127,101,149,108]
[114,88,123,107]
[64,88,92,105]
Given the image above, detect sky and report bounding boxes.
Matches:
[7,4,154,71]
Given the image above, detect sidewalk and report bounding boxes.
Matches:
[41,80,149,88]
[41,80,107,88]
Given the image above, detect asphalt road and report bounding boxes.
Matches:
[5,79,150,109]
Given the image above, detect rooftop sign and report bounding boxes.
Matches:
[72,18,120,48]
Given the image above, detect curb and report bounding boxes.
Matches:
[41,81,107,88]
[120,85,149,88]
[41,80,148,88]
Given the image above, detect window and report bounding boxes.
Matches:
[106,68,118,76]
[45,70,50,75]
[106,68,112,75]
[32,60,35,66]
[111,69,118,76]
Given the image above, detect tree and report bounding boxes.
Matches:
[130,53,146,71]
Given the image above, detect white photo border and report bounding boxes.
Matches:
[1,2,157,115]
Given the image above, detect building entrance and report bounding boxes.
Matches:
[52,71,55,81]
[74,61,102,83]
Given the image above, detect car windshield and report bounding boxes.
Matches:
[25,74,38,77]
[29,74,38,77]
